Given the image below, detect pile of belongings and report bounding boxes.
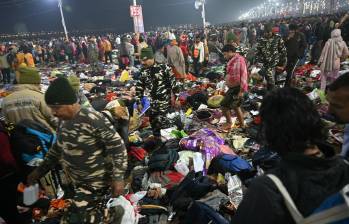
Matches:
[2,51,347,224]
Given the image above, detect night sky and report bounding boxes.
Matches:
[0,0,260,34]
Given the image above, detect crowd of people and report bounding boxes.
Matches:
[0,9,349,224]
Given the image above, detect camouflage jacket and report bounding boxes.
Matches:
[255,34,287,69]
[236,45,248,58]
[37,107,127,189]
[136,63,179,113]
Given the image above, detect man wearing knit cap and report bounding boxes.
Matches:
[255,23,287,90]
[136,47,180,139]
[1,65,57,132]
[27,77,127,223]
[226,30,248,58]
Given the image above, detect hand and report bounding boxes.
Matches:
[238,91,244,98]
[27,169,41,185]
[112,180,125,197]
[174,100,181,109]
[171,93,177,107]
[288,32,295,40]
[129,87,136,96]
[147,188,162,199]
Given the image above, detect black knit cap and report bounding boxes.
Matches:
[45,77,77,105]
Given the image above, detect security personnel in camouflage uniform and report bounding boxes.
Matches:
[28,77,127,224]
[226,31,248,58]
[256,23,287,90]
[136,47,179,138]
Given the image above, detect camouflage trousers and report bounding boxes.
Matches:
[61,186,113,224]
[149,108,170,137]
[260,67,276,90]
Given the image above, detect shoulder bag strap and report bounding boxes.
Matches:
[266,174,304,224]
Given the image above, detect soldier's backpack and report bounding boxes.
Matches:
[267,174,349,224]
[10,119,56,168]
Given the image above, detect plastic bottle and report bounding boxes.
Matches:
[23,184,39,206]
[180,110,185,124]
[193,152,204,172]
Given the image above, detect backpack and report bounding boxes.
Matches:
[252,147,281,171]
[101,110,119,131]
[170,171,217,204]
[208,154,253,176]
[267,174,349,224]
[7,52,15,65]
[184,201,230,224]
[148,144,179,172]
[10,119,56,167]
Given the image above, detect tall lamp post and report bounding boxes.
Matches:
[195,0,206,29]
[58,0,69,40]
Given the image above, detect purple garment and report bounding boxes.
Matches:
[180,128,224,171]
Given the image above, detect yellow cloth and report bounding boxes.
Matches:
[119,70,131,82]
[16,53,25,67]
[24,53,35,67]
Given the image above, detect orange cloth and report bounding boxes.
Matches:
[186,73,197,81]
[50,199,67,209]
[103,40,112,52]
[193,48,200,59]
[172,66,186,80]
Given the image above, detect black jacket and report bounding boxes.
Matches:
[231,146,349,224]
[285,32,307,60]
